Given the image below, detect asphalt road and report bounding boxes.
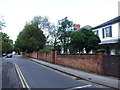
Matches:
[3,55,102,89]
[2,58,21,88]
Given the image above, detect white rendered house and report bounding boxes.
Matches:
[92,16,120,55]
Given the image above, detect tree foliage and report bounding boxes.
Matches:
[39,45,53,53]
[0,16,6,30]
[70,28,101,54]
[29,16,59,52]
[15,24,46,53]
[46,25,59,49]
[31,16,74,53]
[0,32,13,53]
[30,16,50,30]
[57,17,74,53]
[70,30,85,54]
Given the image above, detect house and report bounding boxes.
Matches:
[82,25,93,30]
[92,16,120,55]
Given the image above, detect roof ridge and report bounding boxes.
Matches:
[92,16,120,29]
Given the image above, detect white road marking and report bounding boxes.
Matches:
[67,85,92,90]
[14,63,25,88]
[14,63,30,89]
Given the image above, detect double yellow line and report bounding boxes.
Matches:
[14,63,30,89]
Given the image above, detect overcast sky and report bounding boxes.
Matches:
[0,0,119,41]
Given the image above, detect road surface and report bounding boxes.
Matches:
[2,55,111,89]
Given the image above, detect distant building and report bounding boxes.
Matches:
[74,24,92,30]
[92,16,120,55]
[82,25,92,30]
[74,24,80,31]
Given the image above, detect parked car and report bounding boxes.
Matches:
[7,53,12,58]
[2,53,6,56]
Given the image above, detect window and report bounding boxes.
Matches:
[102,26,112,38]
[94,30,99,36]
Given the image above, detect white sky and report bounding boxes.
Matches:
[0,0,119,41]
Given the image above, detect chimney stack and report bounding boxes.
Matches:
[74,24,80,31]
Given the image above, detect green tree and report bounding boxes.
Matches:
[30,16,60,52]
[15,24,46,53]
[39,45,53,53]
[70,28,101,54]
[30,16,54,45]
[81,28,101,53]
[0,16,6,57]
[47,24,62,52]
[0,32,13,53]
[30,16,50,30]
[30,16,51,39]
[70,31,85,54]
[57,17,74,54]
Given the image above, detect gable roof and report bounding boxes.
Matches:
[92,16,120,30]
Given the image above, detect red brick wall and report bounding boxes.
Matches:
[25,50,104,74]
[24,50,120,77]
[20,52,25,55]
[55,53,103,74]
[25,53,30,57]
[46,51,56,63]
[37,52,46,61]
[37,51,54,63]
[31,52,37,58]
[46,52,52,63]
[25,52,37,58]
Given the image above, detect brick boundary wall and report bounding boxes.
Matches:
[24,50,120,78]
[37,52,45,61]
[54,50,104,74]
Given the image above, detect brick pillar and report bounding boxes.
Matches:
[37,52,38,59]
[97,49,105,74]
[44,52,47,61]
[51,50,58,64]
[51,51,55,64]
[54,50,58,64]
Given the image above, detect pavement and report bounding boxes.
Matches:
[29,57,120,89]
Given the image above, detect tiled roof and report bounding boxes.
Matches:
[92,16,120,30]
[82,25,93,29]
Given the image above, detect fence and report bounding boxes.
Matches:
[103,55,120,77]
